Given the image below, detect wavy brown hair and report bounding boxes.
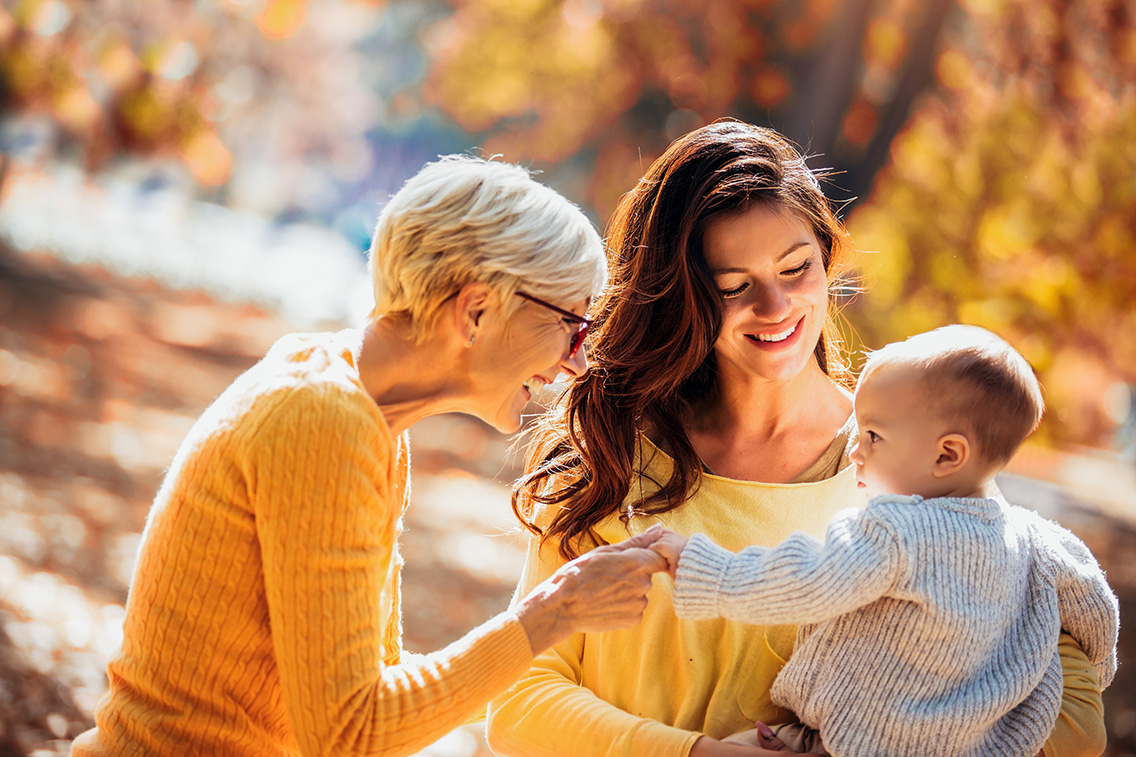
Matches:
[514,120,853,559]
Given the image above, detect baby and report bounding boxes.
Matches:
[651,324,1119,757]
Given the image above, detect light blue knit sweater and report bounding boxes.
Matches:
[673,495,1119,757]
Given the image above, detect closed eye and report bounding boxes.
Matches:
[784,259,813,276]
[720,282,749,298]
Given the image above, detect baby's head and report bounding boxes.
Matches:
[850,324,1044,501]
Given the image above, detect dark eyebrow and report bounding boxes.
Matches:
[710,241,815,275]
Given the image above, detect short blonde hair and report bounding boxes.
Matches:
[368,155,606,339]
[861,324,1044,465]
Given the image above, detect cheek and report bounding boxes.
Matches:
[802,272,830,309]
[717,301,746,329]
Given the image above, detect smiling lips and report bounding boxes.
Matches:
[521,376,548,398]
[746,316,802,346]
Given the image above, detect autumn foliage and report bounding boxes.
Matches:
[2,0,1133,448]
[848,0,1136,447]
[423,0,1136,449]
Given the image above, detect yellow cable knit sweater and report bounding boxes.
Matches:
[71,330,533,757]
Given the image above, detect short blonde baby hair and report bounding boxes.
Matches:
[861,324,1045,465]
[368,155,607,340]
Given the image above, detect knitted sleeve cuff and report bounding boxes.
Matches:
[672,533,733,621]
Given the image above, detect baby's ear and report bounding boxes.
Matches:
[932,433,970,477]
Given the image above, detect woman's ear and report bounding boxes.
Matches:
[932,433,970,478]
[452,282,494,344]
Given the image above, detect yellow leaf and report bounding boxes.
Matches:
[258,0,307,41]
[181,129,232,186]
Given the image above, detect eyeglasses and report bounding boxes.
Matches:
[516,292,591,358]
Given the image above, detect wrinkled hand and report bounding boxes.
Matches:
[516,525,670,654]
[648,528,689,579]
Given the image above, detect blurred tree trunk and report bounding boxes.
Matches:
[841,0,956,204]
[778,0,877,167]
[424,0,962,218]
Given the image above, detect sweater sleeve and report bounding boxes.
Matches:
[486,528,701,757]
[250,383,533,757]
[1029,515,1119,690]
[673,508,899,625]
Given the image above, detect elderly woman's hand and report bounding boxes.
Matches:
[515,525,669,654]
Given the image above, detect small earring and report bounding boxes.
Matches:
[468,334,476,347]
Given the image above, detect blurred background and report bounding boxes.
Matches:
[0,0,1133,753]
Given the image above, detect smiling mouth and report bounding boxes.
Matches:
[521,377,548,396]
[746,317,801,344]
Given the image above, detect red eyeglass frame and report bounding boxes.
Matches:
[516,292,591,358]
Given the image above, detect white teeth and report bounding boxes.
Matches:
[755,324,796,342]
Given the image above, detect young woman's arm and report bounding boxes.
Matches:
[1042,634,1107,757]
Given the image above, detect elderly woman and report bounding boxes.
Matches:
[71,156,667,757]
[485,121,1106,756]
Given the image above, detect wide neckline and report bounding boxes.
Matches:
[638,433,856,490]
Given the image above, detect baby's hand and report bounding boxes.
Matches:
[648,529,689,578]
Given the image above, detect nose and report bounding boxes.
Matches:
[751,280,792,321]
[560,342,588,378]
[849,440,863,464]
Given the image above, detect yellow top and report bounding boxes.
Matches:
[72,330,533,757]
[486,436,1105,757]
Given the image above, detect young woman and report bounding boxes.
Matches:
[486,121,1106,757]
[71,156,668,757]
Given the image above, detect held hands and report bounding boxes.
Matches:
[516,525,670,655]
[689,735,786,756]
[648,528,689,579]
[691,722,809,756]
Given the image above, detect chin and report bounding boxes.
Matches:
[493,416,523,434]
[490,397,527,434]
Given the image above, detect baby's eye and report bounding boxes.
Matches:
[867,430,881,443]
[719,282,749,298]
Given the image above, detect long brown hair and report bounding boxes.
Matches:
[514,120,853,559]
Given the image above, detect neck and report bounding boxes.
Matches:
[682,357,853,483]
[356,317,471,435]
[692,358,849,440]
[937,477,995,500]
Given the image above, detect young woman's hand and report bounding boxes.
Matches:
[515,525,670,654]
[723,722,790,750]
[689,735,789,756]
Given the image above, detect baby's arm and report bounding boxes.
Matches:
[1029,513,1119,688]
[672,509,900,626]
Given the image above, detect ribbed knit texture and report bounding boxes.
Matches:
[487,436,865,757]
[71,330,534,757]
[673,494,1120,757]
